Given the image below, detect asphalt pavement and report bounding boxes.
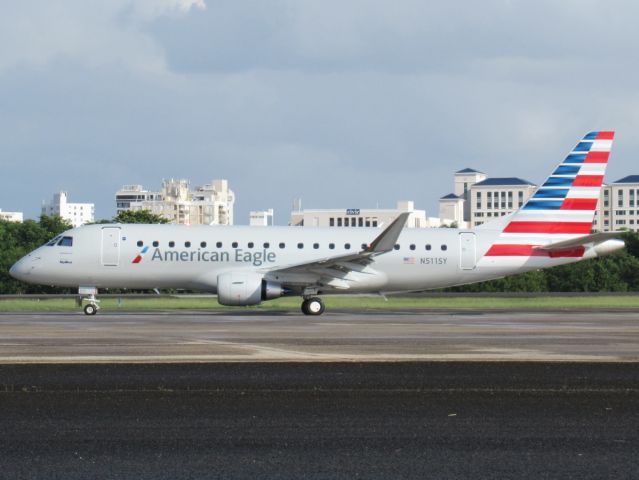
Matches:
[1,362,638,479]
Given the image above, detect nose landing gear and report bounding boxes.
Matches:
[77,286,100,315]
[301,297,325,316]
[83,302,99,315]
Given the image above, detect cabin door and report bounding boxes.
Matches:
[101,227,121,266]
[459,232,476,270]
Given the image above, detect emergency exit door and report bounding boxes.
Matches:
[101,227,121,266]
[459,232,476,270]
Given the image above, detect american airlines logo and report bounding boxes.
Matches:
[132,246,150,264]
[133,247,277,267]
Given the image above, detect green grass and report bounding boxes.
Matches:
[1,295,639,312]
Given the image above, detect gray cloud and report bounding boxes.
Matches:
[0,1,638,224]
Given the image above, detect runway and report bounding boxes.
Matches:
[0,309,638,362]
[1,310,639,478]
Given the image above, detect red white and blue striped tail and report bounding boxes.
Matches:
[484,131,614,259]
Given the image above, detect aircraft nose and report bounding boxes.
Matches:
[9,257,31,281]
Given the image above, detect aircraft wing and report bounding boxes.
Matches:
[261,212,410,282]
[536,231,625,252]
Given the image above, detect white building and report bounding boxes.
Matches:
[438,194,465,227]
[42,192,94,227]
[470,177,537,227]
[439,169,537,228]
[0,209,23,223]
[453,168,487,222]
[440,167,639,231]
[115,179,234,225]
[250,209,274,226]
[289,201,453,228]
[593,175,639,232]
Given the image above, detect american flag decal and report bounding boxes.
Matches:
[403,257,416,264]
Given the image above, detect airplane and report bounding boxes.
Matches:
[10,131,625,316]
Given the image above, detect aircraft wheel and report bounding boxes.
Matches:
[302,297,325,316]
[84,304,98,316]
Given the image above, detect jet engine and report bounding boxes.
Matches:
[217,272,283,306]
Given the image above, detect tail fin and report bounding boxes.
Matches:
[484,131,614,257]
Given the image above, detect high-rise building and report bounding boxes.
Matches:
[42,192,94,227]
[115,179,234,225]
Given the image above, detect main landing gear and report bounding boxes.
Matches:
[301,297,325,316]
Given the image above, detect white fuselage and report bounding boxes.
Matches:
[9,223,608,295]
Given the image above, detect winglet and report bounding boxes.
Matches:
[365,212,410,254]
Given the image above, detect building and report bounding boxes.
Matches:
[438,194,465,227]
[470,177,537,227]
[441,166,639,232]
[439,169,537,228]
[42,191,94,227]
[250,209,274,226]
[115,179,234,225]
[593,175,639,232]
[453,168,487,222]
[289,201,454,228]
[0,209,23,223]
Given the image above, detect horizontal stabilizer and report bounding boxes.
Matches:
[536,231,625,252]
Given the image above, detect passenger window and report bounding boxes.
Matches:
[410,244,416,251]
[361,243,368,250]
[153,241,159,247]
[169,241,175,248]
[185,241,191,248]
[248,242,254,249]
[137,241,143,247]
[313,243,319,249]
[200,241,207,248]
[297,243,304,249]
[232,242,238,248]
[425,244,431,251]
[344,243,351,250]
[263,242,270,248]
[279,242,285,249]
[216,242,222,248]
[441,245,447,251]
[329,243,335,249]
[58,236,73,247]
[394,244,400,250]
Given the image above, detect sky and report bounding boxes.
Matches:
[2,0,639,224]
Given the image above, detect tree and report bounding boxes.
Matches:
[0,215,73,294]
[39,214,73,237]
[112,210,169,224]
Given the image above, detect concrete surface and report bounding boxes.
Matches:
[0,309,638,362]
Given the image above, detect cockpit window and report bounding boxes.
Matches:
[57,236,73,247]
[46,236,62,246]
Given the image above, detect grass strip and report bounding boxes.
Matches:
[1,295,639,312]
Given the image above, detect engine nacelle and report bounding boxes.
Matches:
[217,272,283,306]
